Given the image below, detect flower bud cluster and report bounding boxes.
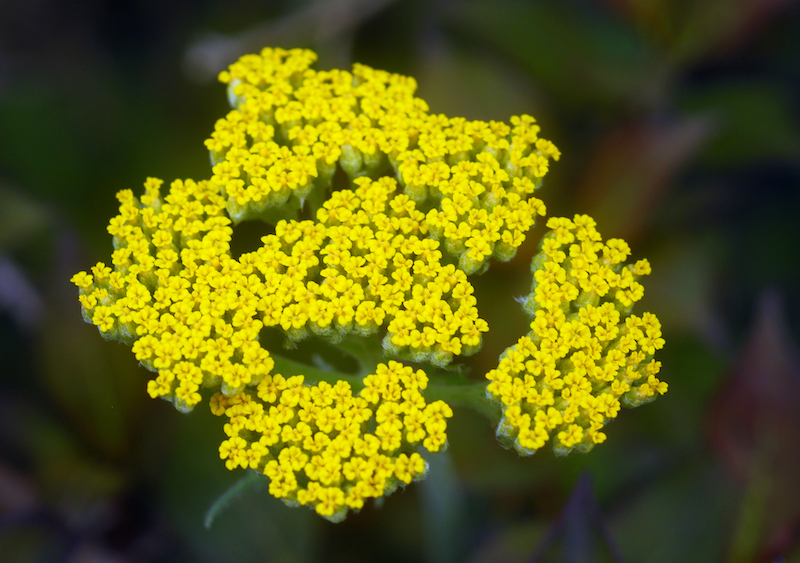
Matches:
[72,173,488,413]
[213,361,451,521]
[70,178,261,412]
[485,215,666,456]
[258,175,488,367]
[208,47,557,274]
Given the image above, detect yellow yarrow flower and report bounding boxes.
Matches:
[212,361,450,522]
[71,46,666,523]
[72,172,488,416]
[485,215,666,456]
[207,47,556,275]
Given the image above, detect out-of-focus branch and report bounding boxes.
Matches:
[183,0,400,83]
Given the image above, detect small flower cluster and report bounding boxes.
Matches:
[208,47,556,274]
[398,123,552,274]
[70,178,264,412]
[485,215,666,456]
[255,175,488,367]
[213,361,452,522]
[71,173,487,412]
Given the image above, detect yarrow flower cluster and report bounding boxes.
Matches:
[71,47,665,521]
[486,215,667,456]
[70,171,487,414]
[212,361,451,521]
[207,48,555,274]
[257,175,488,367]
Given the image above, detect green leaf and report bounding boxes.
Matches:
[680,82,800,166]
[0,186,50,253]
[450,0,657,109]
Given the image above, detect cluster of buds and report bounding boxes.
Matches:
[486,215,666,456]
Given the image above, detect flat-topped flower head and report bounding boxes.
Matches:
[70,46,668,524]
[212,361,452,522]
[72,173,489,416]
[207,47,557,275]
[252,175,489,367]
[485,215,666,456]
[71,177,274,412]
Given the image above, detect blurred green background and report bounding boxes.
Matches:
[1,0,799,561]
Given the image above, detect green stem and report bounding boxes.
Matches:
[271,354,364,390]
[306,180,328,218]
[425,379,501,422]
[335,334,385,376]
[727,434,777,563]
[204,470,263,529]
[419,450,465,563]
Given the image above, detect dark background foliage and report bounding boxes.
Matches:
[1,0,799,561]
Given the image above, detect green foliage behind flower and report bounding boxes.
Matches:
[70,47,663,522]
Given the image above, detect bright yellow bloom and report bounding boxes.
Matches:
[486,215,666,456]
[208,47,556,274]
[213,362,450,522]
[69,46,609,522]
[71,171,488,412]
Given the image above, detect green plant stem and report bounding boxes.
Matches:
[419,451,465,563]
[425,378,501,422]
[335,335,386,376]
[727,434,777,563]
[204,470,263,529]
[271,354,364,389]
